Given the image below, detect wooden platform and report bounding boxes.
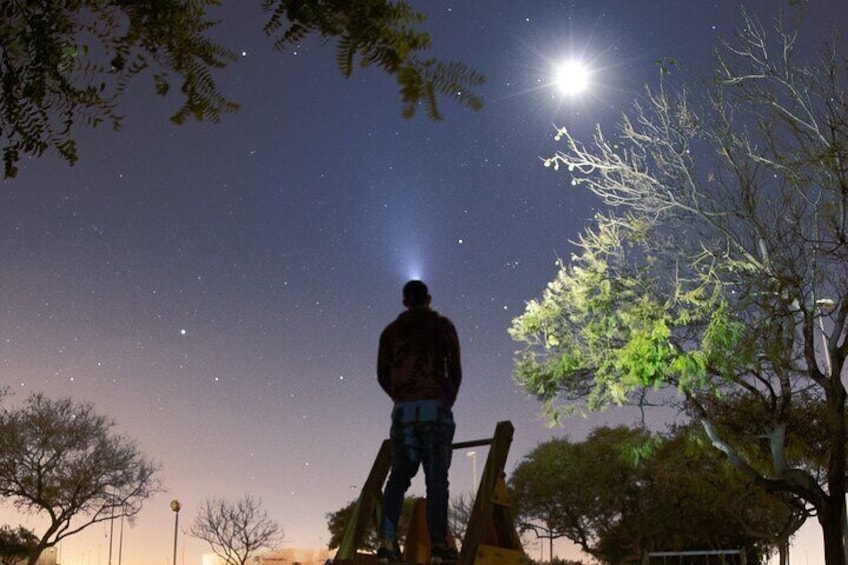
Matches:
[333,421,529,565]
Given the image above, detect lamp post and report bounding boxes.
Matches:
[466,451,477,491]
[117,513,125,565]
[522,522,559,563]
[107,498,115,565]
[170,499,181,565]
[815,298,835,376]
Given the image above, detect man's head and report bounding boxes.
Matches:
[402,280,430,309]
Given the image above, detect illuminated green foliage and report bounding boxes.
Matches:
[509,216,725,421]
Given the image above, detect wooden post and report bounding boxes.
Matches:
[459,421,527,565]
[335,439,393,565]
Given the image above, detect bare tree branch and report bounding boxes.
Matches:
[190,495,283,565]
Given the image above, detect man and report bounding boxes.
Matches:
[377,280,462,564]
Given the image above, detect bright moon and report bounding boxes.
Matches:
[554,60,590,95]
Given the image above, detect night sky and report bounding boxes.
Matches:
[0,2,843,564]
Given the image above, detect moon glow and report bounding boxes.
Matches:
[554,60,590,95]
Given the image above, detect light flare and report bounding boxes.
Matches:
[554,60,590,95]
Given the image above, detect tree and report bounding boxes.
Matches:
[448,493,475,549]
[0,1,484,178]
[509,434,600,562]
[701,395,815,565]
[636,427,798,565]
[510,8,848,564]
[325,497,416,551]
[262,0,484,120]
[190,495,283,565]
[0,393,160,565]
[326,494,474,552]
[0,526,38,565]
[509,427,653,563]
[325,499,368,551]
[509,427,788,564]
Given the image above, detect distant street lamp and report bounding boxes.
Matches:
[466,451,477,491]
[118,513,125,565]
[816,298,835,376]
[108,496,115,565]
[170,499,181,565]
[108,516,114,565]
[522,522,561,562]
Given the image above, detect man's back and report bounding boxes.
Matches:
[378,307,461,406]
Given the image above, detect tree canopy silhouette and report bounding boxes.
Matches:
[509,426,792,564]
[0,526,38,565]
[0,1,484,177]
[0,393,160,565]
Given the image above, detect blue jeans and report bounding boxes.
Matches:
[380,400,455,547]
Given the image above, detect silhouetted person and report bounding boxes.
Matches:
[377,280,462,564]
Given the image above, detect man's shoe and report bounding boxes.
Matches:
[377,546,402,564]
[430,546,458,564]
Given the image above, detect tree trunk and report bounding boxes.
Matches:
[822,511,845,565]
[27,546,44,565]
[777,538,789,565]
[843,507,848,565]
[827,379,848,565]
